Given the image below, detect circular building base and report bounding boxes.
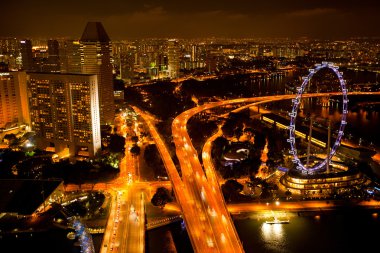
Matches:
[280,168,366,195]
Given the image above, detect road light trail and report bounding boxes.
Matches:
[133,106,221,252]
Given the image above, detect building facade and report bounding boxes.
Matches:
[167,39,180,79]
[44,40,60,73]
[0,71,30,129]
[27,73,101,157]
[60,40,81,74]
[20,40,34,71]
[80,22,114,125]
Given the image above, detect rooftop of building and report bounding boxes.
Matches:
[26,72,95,76]
[0,179,63,215]
[223,142,250,161]
[287,167,360,179]
[80,22,110,42]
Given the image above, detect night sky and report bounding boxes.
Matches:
[1,0,379,39]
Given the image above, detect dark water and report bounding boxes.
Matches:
[270,97,380,145]
[92,234,103,253]
[269,96,380,147]
[234,70,380,252]
[147,210,380,253]
[234,209,380,253]
[302,98,380,147]
[147,221,193,253]
[258,69,380,147]
[0,229,80,253]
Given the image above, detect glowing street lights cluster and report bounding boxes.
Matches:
[288,62,348,174]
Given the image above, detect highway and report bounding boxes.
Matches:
[134,106,226,253]
[136,105,246,252]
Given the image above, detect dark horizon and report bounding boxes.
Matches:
[1,0,379,40]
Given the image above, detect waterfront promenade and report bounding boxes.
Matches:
[228,199,380,214]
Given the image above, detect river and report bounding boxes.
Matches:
[147,208,380,253]
[234,208,380,253]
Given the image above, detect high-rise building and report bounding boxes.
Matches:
[0,38,19,56]
[0,38,21,70]
[60,40,81,73]
[27,73,101,157]
[167,39,180,79]
[44,40,60,73]
[0,71,30,129]
[206,51,221,73]
[80,22,114,125]
[20,40,34,71]
[119,49,136,80]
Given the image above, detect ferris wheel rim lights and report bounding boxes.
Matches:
[288,62,348,174]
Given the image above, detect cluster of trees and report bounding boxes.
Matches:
[44,159,119,185]
[248,176,279,200]
[187,117,218,153]
[63,192,105,218]
[221,111,251,139]
[0,119,128,184]
[1,150,120,184]
[144,144,167,178]
[108,134,126,153]
[0,149,27,178]
[125,81,195,121]
[125,82,197,160]
[151,187,173,208]
[212,113,291,180]
[180,73,275,99]
[221,179,245,202]
[221,177,282,203]
[212,113,265,179]
[3,133,17,144]
[265,122,288,167]
[2,132,36,150]
[13,155,51,179]
[130,145,141,156]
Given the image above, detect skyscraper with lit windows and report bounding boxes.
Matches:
[60,40,81,73]
[167,39,180,79]
[0,71,30,129]
[20,40,34,71]
[80,22,114,125]
[27,73,101,157]
[44,39,60,72]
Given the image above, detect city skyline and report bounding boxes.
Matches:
[1,2,380,252]
[1,0,380,39]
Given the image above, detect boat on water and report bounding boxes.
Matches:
[265,217,290,224]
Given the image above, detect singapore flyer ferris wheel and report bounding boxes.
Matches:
[288,62,349,174]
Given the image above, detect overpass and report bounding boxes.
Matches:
[146,215,183,230]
